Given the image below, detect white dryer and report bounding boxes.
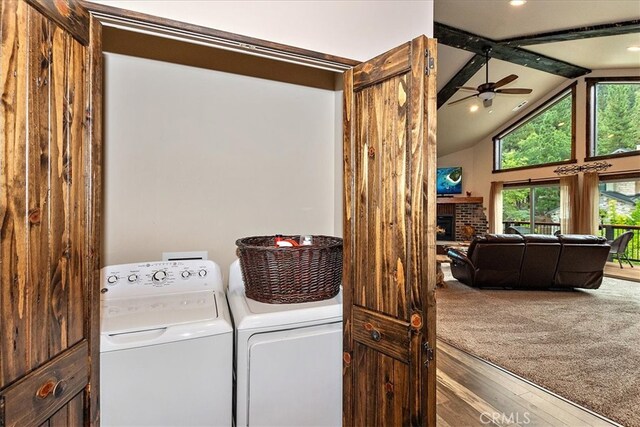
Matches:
[100,259,233,427]
[228,259,342,427]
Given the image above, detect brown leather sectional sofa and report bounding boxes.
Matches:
[446,234,611,289]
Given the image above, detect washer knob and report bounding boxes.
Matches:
[181,271,191,278]
[128,274,138,283]
[107,275,118,284]
[198,269,207,277]
[152,270,167,282]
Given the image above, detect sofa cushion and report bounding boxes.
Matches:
[519,235,561,288]
[558,234,606,244]
[470,239,525,287]
[555,241,610,289]
[524,234,560,243]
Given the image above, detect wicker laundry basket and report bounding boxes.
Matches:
[235,235,343,304]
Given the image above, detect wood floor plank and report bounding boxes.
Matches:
[437,359,569,427]
[437,341,619,427]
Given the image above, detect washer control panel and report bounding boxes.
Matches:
[101,259,223,299]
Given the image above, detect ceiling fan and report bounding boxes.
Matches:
[449,47,533,108]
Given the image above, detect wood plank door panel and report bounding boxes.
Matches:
[343,36,437,426]
[0,0,101,425]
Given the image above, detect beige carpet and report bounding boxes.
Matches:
[437,267,640,427]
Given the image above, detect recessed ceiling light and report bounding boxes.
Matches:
[470,105,479,112]
[509,0,526,6]
[627,46,640,52]
[512,100,528,111]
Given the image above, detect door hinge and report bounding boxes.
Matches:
[423,342,435,367]
[425,49,435,76]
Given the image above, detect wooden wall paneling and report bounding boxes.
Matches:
[64,18,86,427]
[1,0,30,388]
[409,38,437,425]
[85,14,103,425]
[408,35,425,426]
[25,0,90,45]
[342,67,355,427]
[67,19,87,350]
[421,37,438,426]
[48,18,69,375]
[353,42,411,90]
[26,3,53,379]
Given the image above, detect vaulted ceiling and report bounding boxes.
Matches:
[435,0,640,156]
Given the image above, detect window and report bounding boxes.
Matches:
[586,77,640,159]
[598,173,640,263]
[494,83,576,172]
[502,182,561,235]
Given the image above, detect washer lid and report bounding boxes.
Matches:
[101,290,231,352]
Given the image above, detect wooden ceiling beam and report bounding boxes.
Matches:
[435,22,591,78]
[437,53,485,109]
[502,19,640,47]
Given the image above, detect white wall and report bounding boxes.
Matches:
[104,53,337,270]
[88,1,434,62]
[438,69,640,214]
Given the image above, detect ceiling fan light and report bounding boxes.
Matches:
[478,91,495,101]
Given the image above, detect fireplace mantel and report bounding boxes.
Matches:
[436,196,483,204]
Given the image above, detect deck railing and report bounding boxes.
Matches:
[600,224,640,262]
[503,221,561,236]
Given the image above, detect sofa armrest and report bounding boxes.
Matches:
[446,248,475,286]
[447,248,471,265]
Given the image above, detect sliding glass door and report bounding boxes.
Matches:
[503,183,561,235]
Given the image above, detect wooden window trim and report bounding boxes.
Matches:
[585,76,640,161]
[493,81,577,173]
[598,170,640,182]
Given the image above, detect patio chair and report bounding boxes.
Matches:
[608,231,634,268]
[505,225,528,236]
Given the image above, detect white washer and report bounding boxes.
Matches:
[228,259,342,427]
[100,260,233,427]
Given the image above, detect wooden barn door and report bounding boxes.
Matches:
[0,0,102,425]
[342,36,437,426]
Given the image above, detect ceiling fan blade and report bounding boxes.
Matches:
[483,98,493,108]
[448,94,477,106]
[496,88,533,94]
[493,74,518,89]
[456,86,479,92]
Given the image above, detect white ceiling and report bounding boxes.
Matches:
[436,0,640,156]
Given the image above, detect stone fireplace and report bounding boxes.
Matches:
[436,197,488,241]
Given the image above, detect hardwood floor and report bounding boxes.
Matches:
[604,261,640,282]
[436,341,620,427]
